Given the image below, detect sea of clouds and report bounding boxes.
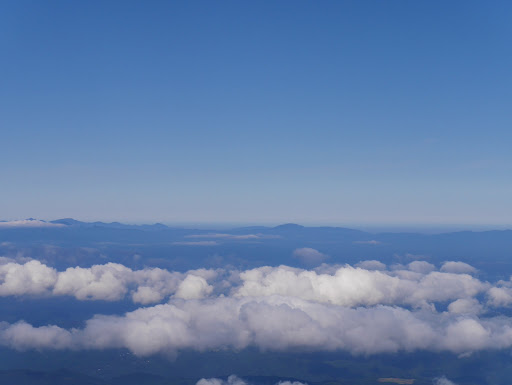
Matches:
[1,255,512,357]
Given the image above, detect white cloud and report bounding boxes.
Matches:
[277,382,307,385]
[447,298,483,315]
[174,275,213,300]
[1,257,512,358]
[355,260,386,271]
[234,265,487,309]
[6,259,512,357]
[196,376,306,385]
[293,248,328,265]
[0,260,57,296]
[0,219,65,228]
[53,263,132,301]
[186,234,279,240]
[353,240,381,245]
[407,261,435,274]
[0,260,494,312]
[0,321,73,350]
[3,295,512,356]
[440,262,477,275]
[0,260,220,304]
[433,376,456,385]
[197,375,247,385]
[487,286,512,307]
[173,241,219,246]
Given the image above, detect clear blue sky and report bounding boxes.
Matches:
[1,0,511,225]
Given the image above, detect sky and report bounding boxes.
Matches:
[1,0,511,225]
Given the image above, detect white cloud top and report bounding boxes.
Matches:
[293,248,328,265]
[2,259,512,357]
[0,219,65,228]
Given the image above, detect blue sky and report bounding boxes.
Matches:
[1,1,511,225]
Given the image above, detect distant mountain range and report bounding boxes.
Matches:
[1,218,511,274]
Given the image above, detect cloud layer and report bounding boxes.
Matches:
[0,260,220,304]
[3,259,512,357]
[3,294,512,356]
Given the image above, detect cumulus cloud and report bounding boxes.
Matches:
[0,259,500,311]
[407,261,436,274]
[487,286,512,307]
[234,265,487,309]
[10,257,512,358]
[293,248,328,265]
[0,321,72,350]
[0,261,220,304]
[4,259,512,358]
[4,295,512,356]
[0,260,57,296]
[441,262,477,275]
[355,260,386,271]
[174,275,213,300]
[447,298,483,315]
[0,219,65,228]
[53,263,132,301]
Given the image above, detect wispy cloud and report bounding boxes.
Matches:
[186,233,280,240]
[0,219,65,228]
[353,240,381,245]
[173,241,220,246]
[293,248,328,265]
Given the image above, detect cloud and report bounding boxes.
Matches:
[0,259,496,311]
[4,295,512,356]
[0,260,57,296]
[487,286,512,307]
[277,382,307,385]
[186,234,279,240]
[353,240,381,245]
[53,263,132,301]
[407,261,435,274]
[0,260,221,304]
[197,375,248,385]
[440,262,477,275]
[293,248,328,265]
[173,241,220,246]
[0,219,65,228]
[355,260,386,271]
[196,376,306,385]
[0,321,73,350]
[447,298,483,314]
[6,260,512,357]
[174,275,213,300]
[433,376,457,385]
[234,265,487,308]
[11,257,512,358]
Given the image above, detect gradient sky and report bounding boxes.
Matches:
[1,1,511,225]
